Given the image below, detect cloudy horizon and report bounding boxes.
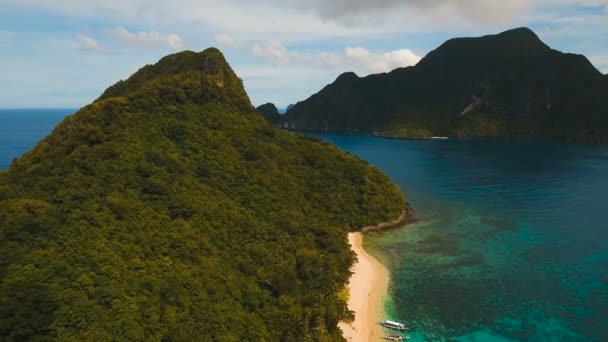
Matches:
[0,0,606,108]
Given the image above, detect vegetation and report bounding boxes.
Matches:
[256,103,283,125]
[376,122,433,140]
[0,48,405,341]
[282,27,608,143]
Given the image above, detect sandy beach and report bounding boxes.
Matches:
[339,232,390,341]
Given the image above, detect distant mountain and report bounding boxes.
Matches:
[255,102,282,124]
[283,28,608,142]
[0,48,405,340]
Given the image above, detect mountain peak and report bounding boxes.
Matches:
[256,102,282,124]
[97,48,252,110]
[490,27,548,50]
[257,102,278,111]
[284,27,608,142]
[417,27,551,71]
[336,72,359,83]
[498,27,539,38]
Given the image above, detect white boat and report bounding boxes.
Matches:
[431,136,449,140]
[380,320,407,330]
[384,334,410,341]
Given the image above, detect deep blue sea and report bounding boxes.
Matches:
[0,109,74,170]
[316,134,608,341]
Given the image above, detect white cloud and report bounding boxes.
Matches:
[217,35,420,74]
[251,41,290,64]
[345,47,421,73]
[105,27,184,50]
[588,54,608,73]
[76,33,99,51]
[217,34,332,67]
[214,33,237,48]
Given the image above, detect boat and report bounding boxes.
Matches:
[379,320,408,330]
[384,335,410,341]
[431,136,449,140]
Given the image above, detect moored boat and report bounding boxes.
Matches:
[379,320,407,330]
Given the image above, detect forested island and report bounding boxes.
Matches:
[279,28,608,143]
[0,48,406,340]
[256,102,282,125]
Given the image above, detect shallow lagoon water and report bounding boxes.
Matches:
[317,134,608,341]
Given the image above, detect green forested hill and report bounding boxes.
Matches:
[282,28,608,142]
[0,48,405,341]
[256,102,282,125]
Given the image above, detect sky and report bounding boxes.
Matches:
[0,0,606,109]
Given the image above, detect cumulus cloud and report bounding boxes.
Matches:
[216,34,335,67]
[214,33,237,48]
[251,41,290,64]
[589,54,608,72]
[76,33,99,51]
[216,34,420,74]
[105,27,184,50]
[345,47,421,73]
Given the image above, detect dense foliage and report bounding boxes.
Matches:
[282,28,608,142]
[256,103,283,125]
[375,122,433,140]
[0,48,405,341]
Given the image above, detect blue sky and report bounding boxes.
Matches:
[0,0,606,108]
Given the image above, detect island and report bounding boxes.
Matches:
[278,28,608,143]
[0,48,409,341]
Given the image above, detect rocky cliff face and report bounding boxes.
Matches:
[283,28,608,142]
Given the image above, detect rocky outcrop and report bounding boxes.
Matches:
[361,204,416,232]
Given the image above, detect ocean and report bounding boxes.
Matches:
[316,134,608,341]
[0,109,74,170]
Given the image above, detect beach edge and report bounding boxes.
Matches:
[338,232,390,341]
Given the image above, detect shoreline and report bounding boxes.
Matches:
[371,132,452,141]
[371,132,433,141]
[361,205,416,232]
[338,232,390,341]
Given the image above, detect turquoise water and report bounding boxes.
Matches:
[0,109,73,170]
[316,134,608,341]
